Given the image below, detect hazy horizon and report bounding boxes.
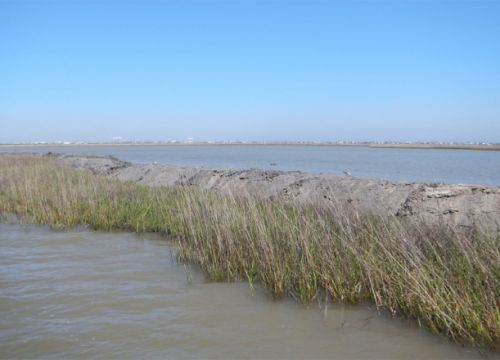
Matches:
[1,139,499,146]
[1,1,499,144]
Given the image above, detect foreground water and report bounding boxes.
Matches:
[0,224,495,359]
[2,145,500,185]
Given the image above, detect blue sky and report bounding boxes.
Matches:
[1,0,499,143]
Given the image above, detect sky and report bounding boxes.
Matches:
[1,0,499,144]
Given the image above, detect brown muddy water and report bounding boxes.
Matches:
[0,224,496,359]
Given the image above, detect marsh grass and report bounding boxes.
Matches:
[0,155,498,349]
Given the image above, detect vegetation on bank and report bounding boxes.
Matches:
[0,156,498,350]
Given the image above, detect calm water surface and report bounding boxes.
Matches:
[0,224,495,359]
[2,145,500,185]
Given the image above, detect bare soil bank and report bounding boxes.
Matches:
[26,153,500,230]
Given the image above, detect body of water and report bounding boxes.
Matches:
[0,224,495,359]
[1,145,500,185]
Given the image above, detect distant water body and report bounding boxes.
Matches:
[2,145,500,186]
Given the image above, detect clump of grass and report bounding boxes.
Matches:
[0,155,498,350]
[0,156,181,233]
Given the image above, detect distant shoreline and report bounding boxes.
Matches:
[368,143,500,151]
[1,142,500,151]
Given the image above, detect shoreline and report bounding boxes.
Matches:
[36,152,500,230]
[1,154,498,350]
[1,142,499,152]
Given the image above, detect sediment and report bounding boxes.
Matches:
[13,152,500,230]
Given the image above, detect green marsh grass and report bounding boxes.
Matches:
[0,155,498,350]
